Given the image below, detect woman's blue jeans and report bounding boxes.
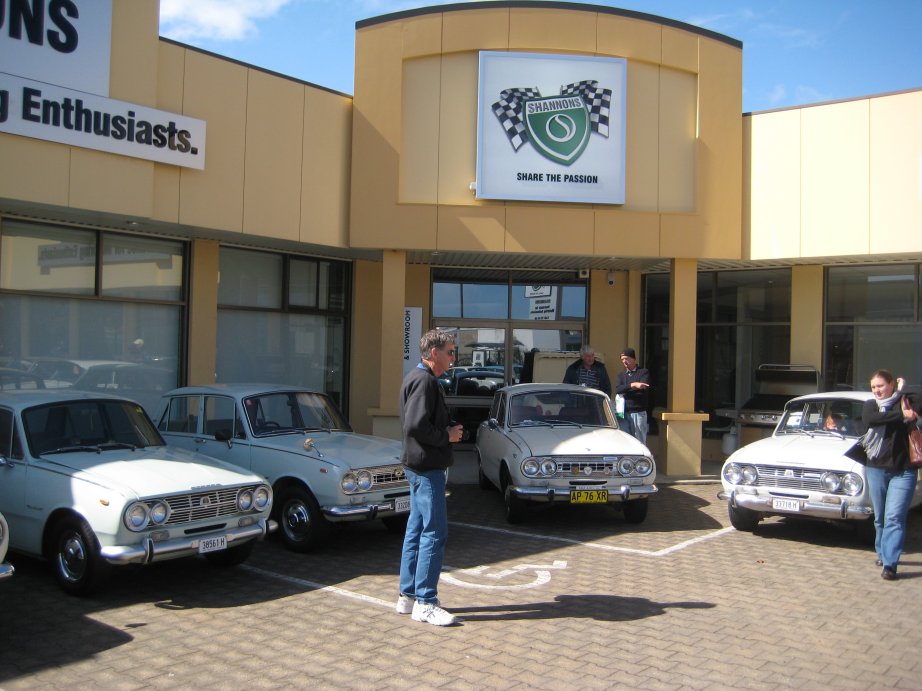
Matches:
[399,467,448,604]
[865,466,917,569]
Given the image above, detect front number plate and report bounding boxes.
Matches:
[771,498,800,512]
[394,497,411,513]
[570,489,608,504]
[198,536,227,554]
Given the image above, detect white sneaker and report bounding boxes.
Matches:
[395,594,414,614]
[411,600,458,626]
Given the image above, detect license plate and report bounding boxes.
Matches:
[771,498,800,512]
[198,536,227,554]
[394,497,411,513]
[570,489,608,504]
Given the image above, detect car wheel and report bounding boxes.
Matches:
[622,498,649,524]
[204,540,254,567]
[728,503,760,532]
[275,486,330,552]
[382,514,409,534]
[500,466,527,524]
[51,516,110,596]
[476,451,493,491]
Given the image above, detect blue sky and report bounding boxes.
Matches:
[159,0,922,113]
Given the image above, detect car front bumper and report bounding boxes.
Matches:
[718,489,873,520]
[322,495,412,521]
[99,518,277,565]
[510,483,657,503]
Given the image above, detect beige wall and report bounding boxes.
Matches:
[746,90,922,260]
[352,6,744,261]
[0,0,353,250]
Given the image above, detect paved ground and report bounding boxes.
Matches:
[2,454,921,690]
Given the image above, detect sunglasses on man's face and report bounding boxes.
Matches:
[445,349,456,356]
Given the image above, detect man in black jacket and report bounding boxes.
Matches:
[562,345,612,397]
[396,329,463,626]
[615,347,652,444]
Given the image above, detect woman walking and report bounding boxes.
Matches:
[861,370,919,580]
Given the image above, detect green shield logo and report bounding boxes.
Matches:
[523,95,590,165]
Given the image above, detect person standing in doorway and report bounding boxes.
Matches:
[615,347,652,444]
[860,369,918,581]
[562,345,612,397]
[396,329,464,625]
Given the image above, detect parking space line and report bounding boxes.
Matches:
[240,564,394,610]
[450,521,735,556]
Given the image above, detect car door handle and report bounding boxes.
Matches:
[193,437,207,443]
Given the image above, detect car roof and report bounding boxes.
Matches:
[786,391,874,404]
[165,383,325,397]
[501,383,609,396]
[0,389,138,409]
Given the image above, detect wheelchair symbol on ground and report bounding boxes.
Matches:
[442,560,568,590]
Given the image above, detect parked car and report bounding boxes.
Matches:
[475,383,657,524]
[717,391,922,537]
[0,510,13,581]
[156,384,408,551]
[0,367,45,390]
[71,362,176,416]
[0,390,274,595]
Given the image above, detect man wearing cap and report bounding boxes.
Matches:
[615,348,652,444]
[562,345,612,397]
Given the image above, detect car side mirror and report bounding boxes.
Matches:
[488,418,498,430]
[214,428,232,443]
[0,455,7,467]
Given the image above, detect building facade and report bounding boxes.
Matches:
[1,1,920,474]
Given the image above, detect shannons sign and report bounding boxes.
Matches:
[476,52,626,205]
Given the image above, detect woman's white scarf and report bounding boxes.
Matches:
[862,389,903,460]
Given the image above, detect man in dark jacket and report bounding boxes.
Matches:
[615,347,652,444]
[396,329,463,626]
[562,345,612,397]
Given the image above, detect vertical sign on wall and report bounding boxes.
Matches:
[403,307,423,376]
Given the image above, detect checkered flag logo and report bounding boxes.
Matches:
[491,86,542,151]
[560,80,612,137]
[492,80,613,152]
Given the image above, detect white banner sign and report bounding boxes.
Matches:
[403,307,423,376]
[0,0,112,96]
[0,73,207,169]
[476,52,627,205]
[528,286,557,321]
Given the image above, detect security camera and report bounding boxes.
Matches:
[607,270,616,286]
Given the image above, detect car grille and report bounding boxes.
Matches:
[754,465,830,492]
[370,464,409,490]
[555,457,623,478]
[160,486,249,525]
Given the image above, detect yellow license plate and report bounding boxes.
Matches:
[570,489,608,504]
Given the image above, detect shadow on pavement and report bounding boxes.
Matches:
[451,593,715,622]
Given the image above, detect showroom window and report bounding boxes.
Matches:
[0,220,185,417]
[824,264,922,390]
[216,247,350,411]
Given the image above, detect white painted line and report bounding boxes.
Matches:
[240,564,394,610]
[449,521,736,557]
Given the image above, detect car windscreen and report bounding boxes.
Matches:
[777,399,864,437]
[23,399,164,455]
[509,390,611,426]
[243,391,351,435]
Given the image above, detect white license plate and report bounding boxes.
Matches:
[394,497,411,513]
[198,536,227,554]
[771,498,800,512]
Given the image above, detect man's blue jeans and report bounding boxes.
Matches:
[619,411,649,445]
[865,465,917,569]
[399,467,448,604]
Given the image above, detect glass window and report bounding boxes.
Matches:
[319,261,348,310]
[462,283,508,319]
[204,395,243,439]
[433,282,461,318]
[102,235,184,301]
[825,324,922,391]
[0,221,96,295]
[511,284,586,320]
[218,247,283,309]
[827,265,915,322]
[289,259,318,307]
[644,274,670,324]
[715,270,791,323]
[160,395,199,433]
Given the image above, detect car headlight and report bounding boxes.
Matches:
[724,462,743,484]
[342,473,358,493]
[821,472,842,492]
[356,470,373,491]
[522,458,540,477]
[842,472,863,496]
[540,458,557,476]
[254,485,271,510]
[634,458,653,476]
[741,465,758,484]
[124,502,149,531]
[149,500,170,525]
[237,488,255,511]
[618,457,636,476]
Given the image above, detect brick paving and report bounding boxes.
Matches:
[1,468,921,690]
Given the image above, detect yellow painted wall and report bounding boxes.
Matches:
[352,6,744,261]
[746,90,922,260]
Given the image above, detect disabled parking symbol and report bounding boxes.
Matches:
[441,560,568,590]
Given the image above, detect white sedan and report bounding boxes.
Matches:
[718,391,922,537]
[0,390,274,595]
[0,510,13,581]
[475,383,657,524]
